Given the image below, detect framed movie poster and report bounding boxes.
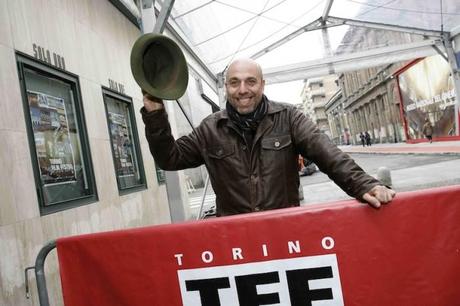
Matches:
[103,88,146,193]
[27,90,77,184]
[17,53,97,214]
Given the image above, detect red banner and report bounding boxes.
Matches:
[57,185,460,306]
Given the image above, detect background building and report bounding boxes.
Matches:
[324,27,428,145]
[338,62,407,144]
[301,75,340,137]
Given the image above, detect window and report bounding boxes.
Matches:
[16,53,97,215]
[102,88,147,193]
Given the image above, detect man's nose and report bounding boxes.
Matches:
[238,81,249,93]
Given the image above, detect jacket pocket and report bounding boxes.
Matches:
[261,134,292,151]
[207,143,235,159]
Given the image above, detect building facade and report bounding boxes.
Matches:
[301,75,340,137]
[336,62,407,145]
[323,26,429,145]
[0,1,213,305]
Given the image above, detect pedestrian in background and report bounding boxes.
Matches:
[359,132,365,147]
[422,118,433,143]
[365,131,372,146]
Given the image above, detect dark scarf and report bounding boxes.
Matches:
[226,95,268,147]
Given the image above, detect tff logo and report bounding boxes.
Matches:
[178,254,343,306]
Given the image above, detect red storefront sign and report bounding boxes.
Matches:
[57,185,460,305]
[396,55,459,142]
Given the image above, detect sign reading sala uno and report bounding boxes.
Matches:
[32,43,66,70]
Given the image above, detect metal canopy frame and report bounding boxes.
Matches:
[128,0,459,125]
[129,0,458,85]
[263,39,444,83]
[150,0,459,135]
[249,15,445,76]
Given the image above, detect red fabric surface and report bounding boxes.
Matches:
[57,185,460,306]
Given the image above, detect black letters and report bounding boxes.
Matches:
[183,264,339,305]
[286,266,334,306]
[236,272,280,306]
[185,277,230,306]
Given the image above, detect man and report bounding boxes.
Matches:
[141,58,395,216]
[365,131,372,146]
[359,132,365,147]
[422,118,433,143]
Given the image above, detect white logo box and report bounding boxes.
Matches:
[178,254,344,306]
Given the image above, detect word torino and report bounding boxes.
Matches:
[174,238,335,266]
[178,254,344,306]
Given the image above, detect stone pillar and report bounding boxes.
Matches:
[377,98,384,142]
[358,107,365,133]
[352,111,360,143]
[372,98,383,143]
[363,106,369,133]
[445,31,460,135]
[380,96,391,143]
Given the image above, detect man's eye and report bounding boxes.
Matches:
[247,79,257,86]
[230,80,240,87]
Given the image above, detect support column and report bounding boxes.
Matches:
[444,32,460,135]
[140,0,189,222]
[379,95,391,143]
[361,106,369,132]
[355,108,362,134]
[351,111,359,143]
[217,72,226,109]
[372,98,383,142]
[374,98,383,142]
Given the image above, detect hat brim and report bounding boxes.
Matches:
[130,33,188,100]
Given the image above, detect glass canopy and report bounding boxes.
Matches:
[162,0,460,79]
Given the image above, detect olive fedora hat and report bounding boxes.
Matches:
[130,33,188,100]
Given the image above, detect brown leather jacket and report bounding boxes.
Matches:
[141,99,380,216]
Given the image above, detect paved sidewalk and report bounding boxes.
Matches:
[301,158,460,205]
[339,140,460,154]
[300,140,460,205]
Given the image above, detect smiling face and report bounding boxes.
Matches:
[225,59,265,114]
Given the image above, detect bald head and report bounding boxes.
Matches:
[225,58,265,114]
[226,58,263,81]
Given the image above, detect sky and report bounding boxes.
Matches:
[264,80,305,104]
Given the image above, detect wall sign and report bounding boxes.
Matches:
[32,43,66,70]
[108,79,125,94]
[398,54,457,139]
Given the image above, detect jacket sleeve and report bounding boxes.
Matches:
[141,107,205,170]
[290,108,381,200]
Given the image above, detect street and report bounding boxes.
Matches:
[300,153,460,205]
[189,152,460,217]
